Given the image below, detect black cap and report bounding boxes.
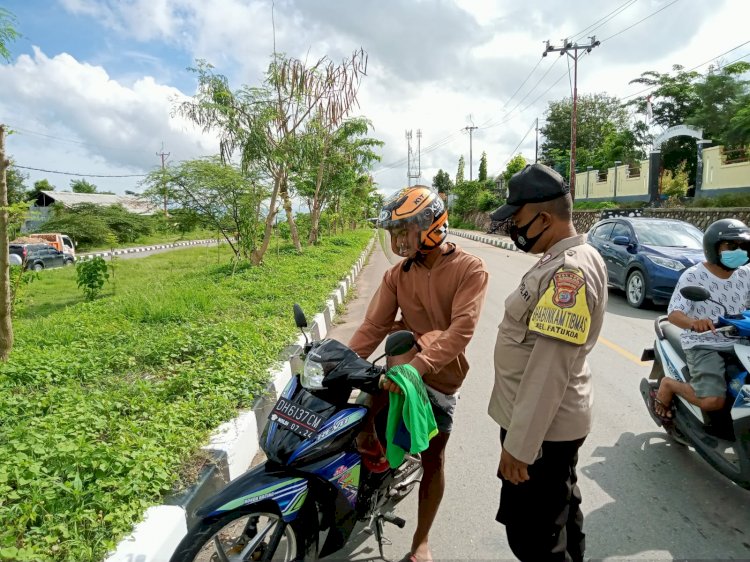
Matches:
[489,163,569,222]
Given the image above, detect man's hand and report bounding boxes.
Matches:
[380,377,403,394]
[690,318,716,333]
[498,448,530,485]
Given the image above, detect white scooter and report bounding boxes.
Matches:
[640,286,750,489]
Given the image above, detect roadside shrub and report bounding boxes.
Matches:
[477,190,503,212]
[76,257,109,300]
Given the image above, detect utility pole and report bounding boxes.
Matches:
[405,129,422,185]
[543,36,600,200]
[405,130,412,186]
[416,129,422,184]
[463,123,478,181]
[535,117,539,163]
[156,143,170,217]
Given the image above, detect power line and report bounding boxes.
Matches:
[621,41,750,101]
[481,57,562,130]
[3,123,151,154]
[600,0,681,43]
[477,57,544,129]
[13,165,148,178]
[501,119,538,169]
[569,0,638,41]
[373,0,683,178]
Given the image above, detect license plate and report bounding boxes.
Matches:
[269,397,329,439]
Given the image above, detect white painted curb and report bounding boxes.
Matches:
[449,228,519,252]
[104,237,375,562]
[80,239,221,260]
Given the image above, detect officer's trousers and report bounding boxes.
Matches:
[496,428,586,562]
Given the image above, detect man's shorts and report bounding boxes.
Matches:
[425,385,458,433]
[685,347,727,398]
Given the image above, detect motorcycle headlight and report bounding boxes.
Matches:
[646,255,685,271]
[301,356,325,390]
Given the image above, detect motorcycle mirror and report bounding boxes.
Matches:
[293,304,308,328]
[680,286,711,302]
[385,330,416,357]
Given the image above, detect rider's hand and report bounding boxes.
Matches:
[380,376,403,394]
[690,318,716,334]
[498,448,530,485]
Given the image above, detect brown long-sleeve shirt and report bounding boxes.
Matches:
[349,242,489,394]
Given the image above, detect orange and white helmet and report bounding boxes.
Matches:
[377,186,448,251]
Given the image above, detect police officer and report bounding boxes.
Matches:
[487,163,607,562]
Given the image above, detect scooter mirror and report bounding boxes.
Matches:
[385,330,416,357]
[293,303,308,328]
[680,286,711,302]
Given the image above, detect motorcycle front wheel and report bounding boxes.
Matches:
[171,510,300,562]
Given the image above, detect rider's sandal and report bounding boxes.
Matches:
[648,387,674,424]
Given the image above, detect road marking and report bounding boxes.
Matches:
[598,336,651,367]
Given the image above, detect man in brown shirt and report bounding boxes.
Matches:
[487,164,607,562]
[349,185,488,562]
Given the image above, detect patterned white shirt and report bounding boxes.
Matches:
[668,263,750,350]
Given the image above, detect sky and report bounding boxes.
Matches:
[0,0,748,197]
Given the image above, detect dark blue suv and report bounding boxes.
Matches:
[587,217,704,308]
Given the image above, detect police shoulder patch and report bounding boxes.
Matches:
[528,267,590,345]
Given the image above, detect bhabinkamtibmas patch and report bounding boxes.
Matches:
[528,268,590,345]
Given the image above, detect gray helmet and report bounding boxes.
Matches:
[703,218,750,264]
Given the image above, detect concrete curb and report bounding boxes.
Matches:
[80,239,220,259]
[449,228,519,252]
[105,236,376,562]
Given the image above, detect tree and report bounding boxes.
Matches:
[177,50,368,264]
[455,155,465,185]
[478,151,488,182]
[628,61,750,184]
[432,169,453,195]
[0,8,19,361]
[143,158,268,263]
[628,65,701,129]
[502,154,528,184]
[27,178,54,202]
[540,93,643,179]
[38,203,153,247]
[293,116,382,244]
[6,166,27,204]
[726,100,750,147]
[0,7,19,62]
[689,62,750,147]
[70,178,97,193]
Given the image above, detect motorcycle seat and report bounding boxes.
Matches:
[661,321,689,365]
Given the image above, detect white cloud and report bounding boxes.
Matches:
[0,47,217,193]
[2,0,744,197]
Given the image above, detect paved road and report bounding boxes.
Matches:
[326,234,750,561]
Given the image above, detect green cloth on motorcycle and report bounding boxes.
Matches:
[385,364,438,467]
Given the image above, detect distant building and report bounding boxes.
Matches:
[22,191,157,232]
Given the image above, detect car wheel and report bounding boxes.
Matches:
[33,263,44,272]
[626,269,647,308]
[64,259,73,267]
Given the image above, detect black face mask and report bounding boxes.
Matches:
[509,212,547,253]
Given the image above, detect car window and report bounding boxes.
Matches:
[610,223,631,240]
[632,221,703,248]
[591,223,614,240]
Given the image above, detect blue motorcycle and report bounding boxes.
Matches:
[170,305,423,561]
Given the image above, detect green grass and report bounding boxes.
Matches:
[82,228,219,252]
[0,229,372,562]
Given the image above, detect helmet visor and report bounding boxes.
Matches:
[377,222,422,265]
